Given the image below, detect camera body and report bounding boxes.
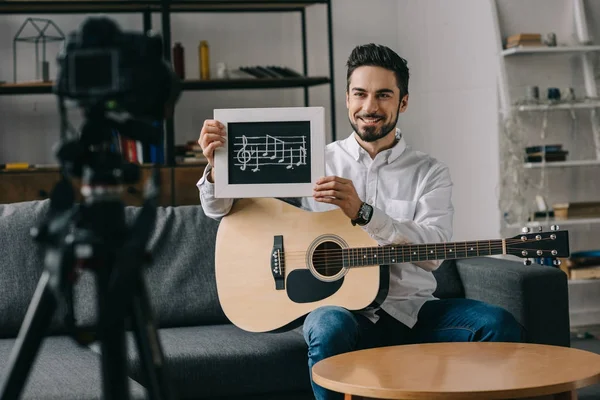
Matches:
[55,16,180,122]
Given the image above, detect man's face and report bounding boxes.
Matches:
[346,66,408,142]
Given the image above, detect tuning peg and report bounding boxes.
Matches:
[538,226,543,232]
[524,258,532,266]
[553,259,561,266]
[550,225,560,231]
[521,227,530,233]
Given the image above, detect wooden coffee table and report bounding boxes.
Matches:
[312,342,600,399]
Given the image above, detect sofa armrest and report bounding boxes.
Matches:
[455,257,570,347]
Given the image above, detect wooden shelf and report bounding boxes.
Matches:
[502,45,600,56]
[524,160,600,168]
[0,81,53,95]
[0,0,327,14]
[0,77,330,95]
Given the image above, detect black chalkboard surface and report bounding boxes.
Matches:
[227,121,311,185]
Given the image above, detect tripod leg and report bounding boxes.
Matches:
[129,274,177,400]
[96,266,131,400]
[0,271,57,400]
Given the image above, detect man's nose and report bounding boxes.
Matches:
[363,96,378,114]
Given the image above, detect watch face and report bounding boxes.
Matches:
[361,203,373,220]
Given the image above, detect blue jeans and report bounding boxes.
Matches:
[302,298,525,400]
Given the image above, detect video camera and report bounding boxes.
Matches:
[55,16,181,123]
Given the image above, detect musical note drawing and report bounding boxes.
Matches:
[233,134,309,173]
[236,135,252,171]
[262,135,285,163]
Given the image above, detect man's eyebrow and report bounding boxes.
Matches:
[351,87,395,94]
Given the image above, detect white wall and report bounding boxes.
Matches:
[0,0,505,242]
[395,0,501,241]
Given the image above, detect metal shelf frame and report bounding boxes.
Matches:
[0,0,337,166]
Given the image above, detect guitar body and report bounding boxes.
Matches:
[215,197,389,333]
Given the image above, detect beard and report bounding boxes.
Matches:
[349,106,400,143]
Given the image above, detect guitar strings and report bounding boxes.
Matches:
[280,237,561,260]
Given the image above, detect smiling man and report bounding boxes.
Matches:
[196,43,525,400]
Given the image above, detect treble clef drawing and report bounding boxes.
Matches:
[236,135,252,171]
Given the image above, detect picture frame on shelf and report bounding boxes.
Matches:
[213,106,325,198]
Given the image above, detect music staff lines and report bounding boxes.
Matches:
[234,134,308,172]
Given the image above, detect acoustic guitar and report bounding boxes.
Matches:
[214,197,570,333]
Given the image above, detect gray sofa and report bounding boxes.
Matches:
[0,199,570,399]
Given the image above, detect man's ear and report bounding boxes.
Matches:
[346,91,349,108]
[399,94,409,112]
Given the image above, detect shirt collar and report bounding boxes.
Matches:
[345,127,407,164]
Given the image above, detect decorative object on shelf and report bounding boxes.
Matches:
[547,87,561,101]
[239,65,303,78]
[561,87,575,101]
[525,85,539,102]
[553,202,600,220]
[213,106,325,198]
[545,32,557,47]
[175,141,207,164]
[524,144,568,163]
[199,40,210,80]
[216,62,228,79]
[172,42,185,79]
[13,18,65,83]
[504,33,545,49]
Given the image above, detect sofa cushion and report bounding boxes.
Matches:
[0,200,70,337]
[73,204,228,329]
[0,335,147,399]
[125,325,311,399]
[432,260,465,299]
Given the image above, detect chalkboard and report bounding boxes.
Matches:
[213,107,325,198]
[228,121,311,185]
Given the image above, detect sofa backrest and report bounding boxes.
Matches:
[0,199,466,338]
[432,260,466,299]
[71,203,228,329]
[0,200,67,337]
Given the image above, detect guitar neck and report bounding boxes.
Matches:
[343,239,504,268]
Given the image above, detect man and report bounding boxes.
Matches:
[196,43,524,400]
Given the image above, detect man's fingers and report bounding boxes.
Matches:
[204,119,224,129]
[315,181,345,192]
[203,141,223,160]
[316,175,350,184]
[314,190,344,199]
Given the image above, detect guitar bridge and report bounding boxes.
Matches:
[271,235,285,290]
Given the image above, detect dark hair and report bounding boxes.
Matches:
[346,43,409,98]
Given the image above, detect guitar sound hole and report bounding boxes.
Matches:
[312,241,343,278]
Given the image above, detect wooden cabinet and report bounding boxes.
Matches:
[0,164,206,206]
[0,170,62,203]
[173,165,206,206]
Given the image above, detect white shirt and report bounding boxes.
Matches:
[197,128,454,328]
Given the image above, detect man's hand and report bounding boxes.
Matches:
[198,119,226,182]
[313,176,363,220]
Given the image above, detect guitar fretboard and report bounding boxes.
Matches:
[342,240,504,267]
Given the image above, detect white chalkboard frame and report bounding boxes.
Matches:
[213,106,325,198]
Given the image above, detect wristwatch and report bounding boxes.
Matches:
[351,202,373,226]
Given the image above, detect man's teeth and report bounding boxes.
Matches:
[362,117,380,122]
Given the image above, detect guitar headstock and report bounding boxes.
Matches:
[506,225,569,266]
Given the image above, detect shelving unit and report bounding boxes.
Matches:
[0,0,337,205]
[490,0,600,247]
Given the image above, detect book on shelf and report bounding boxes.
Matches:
[175,141,207,164]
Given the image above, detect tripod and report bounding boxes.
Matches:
[0,111,176,400]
